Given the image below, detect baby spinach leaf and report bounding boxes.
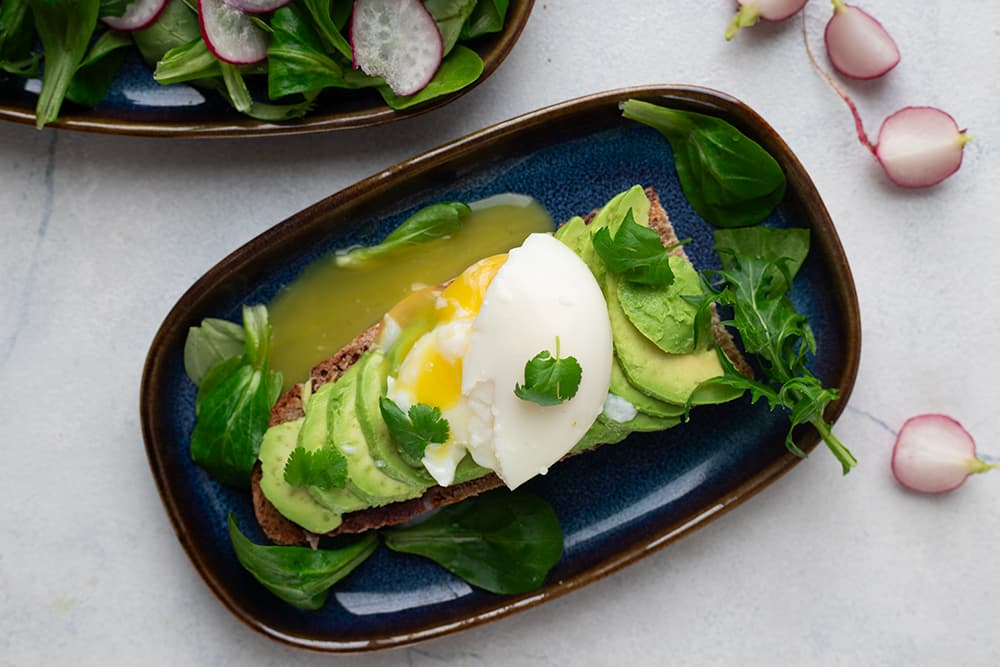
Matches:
[335,201,470,267]
[27,0,100,128]
[283,445,348,489]
[66,29,132,107]
[514,337,582,407]
[183,317,245,386]
[460,0,509,40]
[592,208,677,287]
[228,516,377,610]
[383,489,563,594]
[379,397,450,463]
[425,0,478,55]
[378,45,483,110]
[190,305,283,487]
[621,99,786,229]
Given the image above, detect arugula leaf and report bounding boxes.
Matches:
[621,99,786,228]
[283,446,348,489]
[190,305,284,487]
[66,29,132,107]
[714,226,810,294]
[377,45,483,110]
[514,337,582,407]
[700,235,856,473]
[228,516,377,610]
[336,201,471,268]
[459,0,509,40]
[592,208,677,287]
[27,0,100,128]
[383,488,563,595]
[183,317,245,386]
[379,397,450,462]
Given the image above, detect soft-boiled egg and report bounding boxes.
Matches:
[382,232,613,489]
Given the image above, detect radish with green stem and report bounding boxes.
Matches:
[892,414,996,494]
[351,0,444,96]
[824,0,899,79]
[802,18,971,188]
[725,0,809,41]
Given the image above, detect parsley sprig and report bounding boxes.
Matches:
[700,233,856,474]
[592,209,679,287]
[514,337,583,407]
[283,446,348,490]
[379,397,450,462]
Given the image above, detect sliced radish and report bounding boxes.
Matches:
[825,0,900,79]
[725,0,809,41]
[199,0,269,65]
[350,0,444,96]
[221,0,291,14]
[101,0,169,31]
[892,414,995,494]
[802,18,971,188]
[876,107,971,189]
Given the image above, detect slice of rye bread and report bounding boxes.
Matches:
[252,188,751,546]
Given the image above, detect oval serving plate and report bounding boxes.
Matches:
[0,0,532,138]
[140,85,860,652]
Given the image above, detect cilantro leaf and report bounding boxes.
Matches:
[283,446,348,490]
[514,337,583,407]
[700,237,856,474]
[592,208,677,287]
[379,397,450,462]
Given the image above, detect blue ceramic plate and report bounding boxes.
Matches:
[0,0,533,138]
[140,86,860,651]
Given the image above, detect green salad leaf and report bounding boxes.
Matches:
[426,0,479,55]
[189,305,283,487]
[183,317,245,386]
[66,29,133,107]
[460,0,509,40]
[131,0,200,65]
[621,99,786,229]
[0,0,35,72]
[283,445,348,490]
[228,516,377,610]
[27,0,100,128]
[514,337,582,407]
[379,397,450,463]
[700,229,856,473]
[592,208,678,287]
[377,45,484,111]
[383,489,563,595]
[336,201,471,268]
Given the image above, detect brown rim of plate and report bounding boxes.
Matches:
[0,0,534,138]
[140,84,861,652]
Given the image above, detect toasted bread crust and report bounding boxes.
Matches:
[252,189,749,545]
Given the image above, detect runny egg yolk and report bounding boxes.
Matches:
[393,254,507,411]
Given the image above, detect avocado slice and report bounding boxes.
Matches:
[571,415,632,453]
[356,350,435,487]
[607,273,743,406]
[258,418,344,533]
[609,357,686,418]
[616,255,708,355]
[294,382,370,515]
[327,363,425,505]
[554,215,587,253]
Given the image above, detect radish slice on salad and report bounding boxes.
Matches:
[892,414,995,494]
[101,0,169,31]
[351,0,444,96]
[725,0,808,41]
[222,0,291,14]
[825,0,900,79]
[199,0,269,65]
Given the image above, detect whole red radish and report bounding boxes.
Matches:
[824,0,900,79]
[892,414,995,494]
[725,0,809,41]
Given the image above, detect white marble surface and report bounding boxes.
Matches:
[2,2,999,665]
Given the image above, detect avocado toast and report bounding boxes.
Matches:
[252,187,751,546]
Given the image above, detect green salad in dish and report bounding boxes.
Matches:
[0,0,509,127]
